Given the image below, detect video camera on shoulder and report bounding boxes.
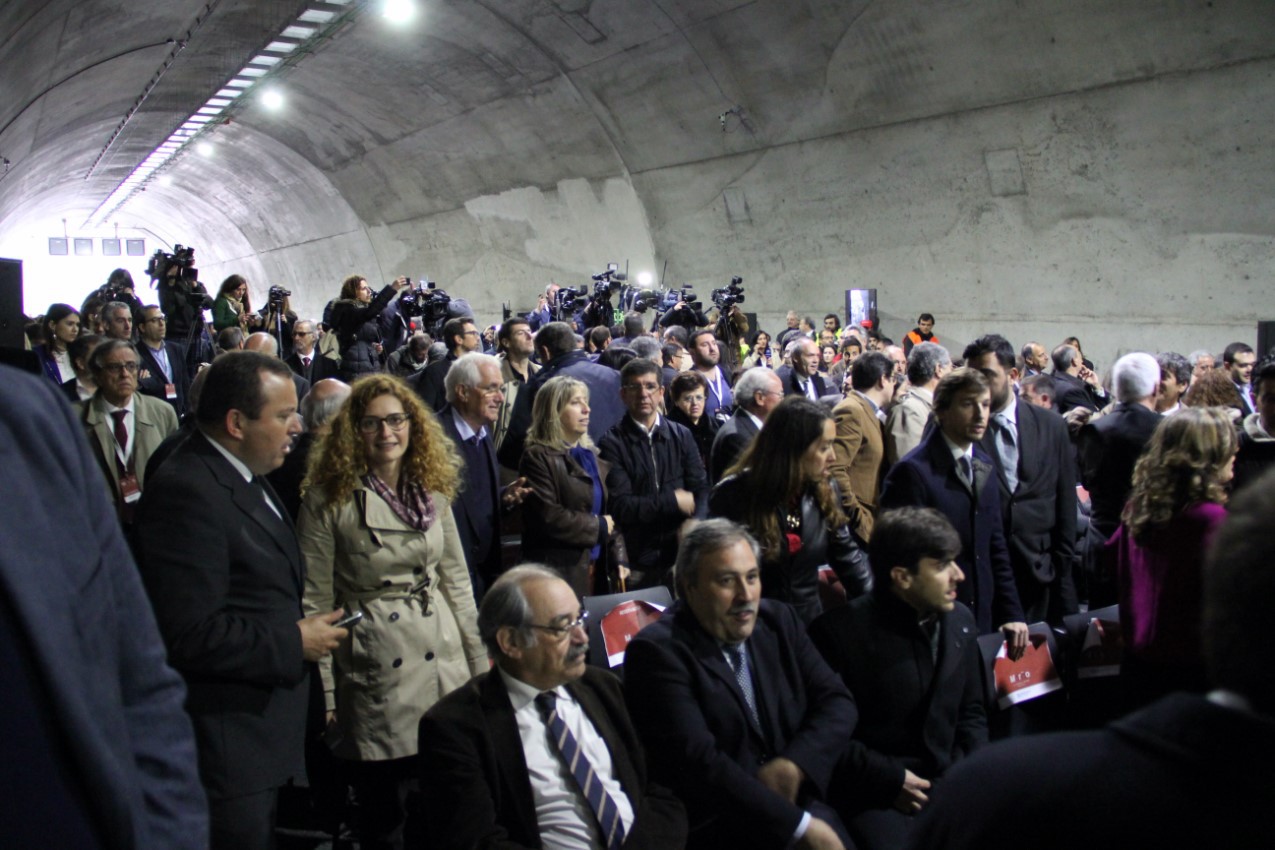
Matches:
[711,276,745,310]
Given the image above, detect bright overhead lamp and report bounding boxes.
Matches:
[383,0,417,24]
[260,88,285,110]
[196,142,214,157]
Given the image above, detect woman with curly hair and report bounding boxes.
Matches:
[1183,367,1245,422]
[1107,406,1237,706]
[519,376,629,595]
[329,273,409,381]
[709,396,872,623]
[298,374,485,849]
[666,370,720,471]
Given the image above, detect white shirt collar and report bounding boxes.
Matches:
[202,430,255,483]
[940,431,974,466]
[498,666,568,712]
[450,407,488,442]
[629,413,661,436]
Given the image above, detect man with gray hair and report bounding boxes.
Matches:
[1077,352,1162,606]
[1187,349,1215,381]
[418,565,687,848]
[710,367,784,483]
[1050,343,1107,414]
[1155,351,1192,416]
[624,519,857,850]
[441,352,530,596]
[884,342,950,466]
[102,300,135,342]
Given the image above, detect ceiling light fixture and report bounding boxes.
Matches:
[86,0,365,226]
[383,0,416,24]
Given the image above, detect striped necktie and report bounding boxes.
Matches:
[535,691,626,850]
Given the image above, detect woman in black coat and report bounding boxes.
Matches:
[329,274,408,381]
[665,370,720,472]
[710,395,872,623]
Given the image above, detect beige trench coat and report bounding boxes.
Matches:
[299,484,487,761]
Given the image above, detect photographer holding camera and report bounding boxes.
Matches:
[329,273,410,381]
[151,246,215,373]
[259,287,298,359]
[656,285,707,333]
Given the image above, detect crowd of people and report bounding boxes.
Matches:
[12,269,1275,850]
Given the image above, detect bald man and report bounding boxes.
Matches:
[267,378,351,522]
[245,332,311,403]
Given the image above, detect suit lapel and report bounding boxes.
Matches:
[479,672,540,840]
[84,398,121,492]
[682,610,768,745]
[569,676,641,799]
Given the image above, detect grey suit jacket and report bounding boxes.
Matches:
[81,391,179,507]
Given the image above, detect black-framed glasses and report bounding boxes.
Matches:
[101,361,139,375]
[357,413,411,434]
[528,610,589,639]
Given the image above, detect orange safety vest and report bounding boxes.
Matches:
[906,330,938,346]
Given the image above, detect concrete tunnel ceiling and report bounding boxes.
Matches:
[2,0,1274,363]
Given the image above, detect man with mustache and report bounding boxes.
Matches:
[808,508,987,850]
[418,565,687,848]
[624,520,857,850]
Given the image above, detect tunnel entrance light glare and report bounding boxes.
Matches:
[196,142,214,157]
[636,271,653,287]
[383,0,417,24]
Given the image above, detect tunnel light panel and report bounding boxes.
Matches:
[87,0,366,226]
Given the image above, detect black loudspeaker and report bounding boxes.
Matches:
[1258,321,1275,361]
[0,258,24,350]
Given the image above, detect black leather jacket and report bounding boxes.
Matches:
[710,472,872,624]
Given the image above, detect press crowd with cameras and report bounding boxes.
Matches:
[16,245,1275,850]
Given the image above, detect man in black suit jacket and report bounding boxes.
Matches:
[133,352,348,850]
[418,565,687,848]
[775,337,831,399]
[1049,343,1108,414]
[411,316,480,411]
[966,335,1078,623]
[908,469,1275,850]
[809,507,987,850]
[709,366,783,483]
[437,353,530,597]
[284,320,340,384]
[136,305,191,417]
[624,519,856,850]
[879,369,1027,653]
[1076,351,1162,607]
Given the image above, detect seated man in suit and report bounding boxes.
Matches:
[830,351,896,543]
[776,337,830,399]
[908,469,1275,850]
[879,368,1027,655]
[809,507,987,850]
[1049,343,1107,414]
[80,339,180,527]
[710,367,783,483]
[418,565,687,848]
[624,519,857,850]
[439,352,531,597]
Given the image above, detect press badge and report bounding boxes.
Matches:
[119,472,142,504]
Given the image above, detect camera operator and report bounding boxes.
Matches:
[151,249,215,374]
[329,273,409,381]
[99,268,149,328]
[258,288,297,359]
[656,288,707,334]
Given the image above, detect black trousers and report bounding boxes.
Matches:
[210,788,278,850]
[347,756,420,850]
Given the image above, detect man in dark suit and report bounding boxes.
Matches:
[1076,351,1162,607]
[498,321,626,468]
[879,369,1027,653]
[709,366,783,483]
[908,469,1275,850]
[266,377,350,521]
[775,337,830,399]
[418,565,687,848]
[245,331,311,404]
[1049,343,1108,414]
[438,352,531,598]
[965,335,1078,623]
[624,519,857,850]
[0,366,207,850]
[810,508,987,850]
[1223,341,1258,417]
[136,305,190,417]
[284,320,340,384]
[133,352,349,850]
[411,315,480,411]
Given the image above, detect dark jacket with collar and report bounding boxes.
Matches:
[137,338,190,418]
[498,349,626,469]
[411,351,458,412]
[1051,370,1103,414]
[624,599,856,849]
[710,407,761,484]
[330,284,397,380]
[418,665,687,849]
[284,349,340,385]
[438,405,504,592]
[1077,402,1161,539]
[709,472,872,623]
[977,398,1079,616]
[598,415,709,579]
[775,364,830,399]
[132,431,308,798]
[809,594,987,808]
[879,430,1025,633]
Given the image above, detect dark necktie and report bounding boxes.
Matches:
[725,644,761,727]
[110,410,129,471]
[302,356,311,370]
[534,692,626,850]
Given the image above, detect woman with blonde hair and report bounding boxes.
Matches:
[298,373,485,849]
[1107,406,1237,706]
[519,375,628,595]
[709,395,872,623]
